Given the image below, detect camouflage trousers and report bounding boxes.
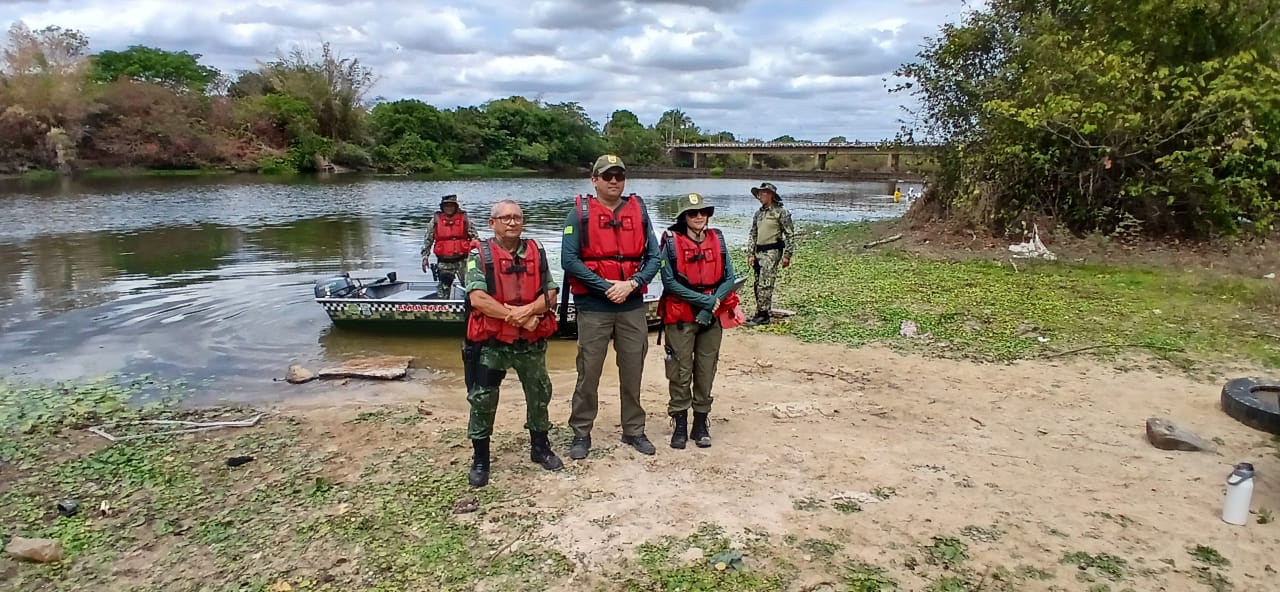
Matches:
[463,339,554,440]
[752,248,784,314]
[435,258,465,298]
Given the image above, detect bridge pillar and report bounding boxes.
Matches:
[816,153,828,171]
[692,152,700,169]
[748,153,755,168]
[888,153,900,172]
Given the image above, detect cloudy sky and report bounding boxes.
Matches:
[1,0,971,140]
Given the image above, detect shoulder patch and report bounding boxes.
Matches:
[563,226,573,235]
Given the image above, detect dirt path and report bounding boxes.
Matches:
[273,332,1280,591]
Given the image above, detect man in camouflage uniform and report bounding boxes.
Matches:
[421,194,480,299]
[462,200,563,488]
[745,182,795,326]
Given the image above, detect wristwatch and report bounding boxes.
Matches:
[630,278,642,289]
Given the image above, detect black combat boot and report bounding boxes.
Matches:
[529,430,564,471]
[468,438,491,487]
[691,412,712,448]
[669,410,688,449]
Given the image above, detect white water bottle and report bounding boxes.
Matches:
[1222,462,1255,526]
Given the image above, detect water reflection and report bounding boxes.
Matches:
[0,174,908,393]
[246,216,376,264]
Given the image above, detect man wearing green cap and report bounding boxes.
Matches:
[422,194,480,299]
[746,182,795,326]
[561,154,662,458]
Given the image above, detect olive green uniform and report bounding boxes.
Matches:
[747,203,795,315]
[659,230,737,415]
[561,196,661,440]
[462,240,558,440]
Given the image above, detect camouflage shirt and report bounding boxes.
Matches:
[464,239,559,297]
[748,203,796,259]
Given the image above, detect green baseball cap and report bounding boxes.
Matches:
[591,154,626,176]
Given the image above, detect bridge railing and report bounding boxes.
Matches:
[665,141,945,149]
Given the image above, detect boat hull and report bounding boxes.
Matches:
[313,273,726,336]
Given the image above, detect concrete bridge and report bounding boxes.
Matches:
[666,141,942,171]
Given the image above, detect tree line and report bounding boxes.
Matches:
[0,21,837,177]
[895,0,1280,238]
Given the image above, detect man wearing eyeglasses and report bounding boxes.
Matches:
[461,200,564,488]
[561,154,662,458]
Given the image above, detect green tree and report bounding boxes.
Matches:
[655,108,694,143]
[894,0,1280,237]
[89,45,219,92]
[368,99,453,171]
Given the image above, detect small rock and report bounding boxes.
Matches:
[452,497,479,514]
[286,365,316,384]
[318,355,414,380]
[5,536,65,562]
[1145,417,1213,452]
[226,455,255,467]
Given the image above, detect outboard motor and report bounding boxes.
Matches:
[315,275,361,298]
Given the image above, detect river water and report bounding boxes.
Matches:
[0,174,910,401]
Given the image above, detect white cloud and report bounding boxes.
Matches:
[0,0,962,139]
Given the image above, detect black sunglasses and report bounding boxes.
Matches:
[597,171,625,182]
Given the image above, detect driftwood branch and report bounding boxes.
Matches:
[1040,343,1185,359]
[862,233,904,249]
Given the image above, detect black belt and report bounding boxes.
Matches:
[754,241,784,253]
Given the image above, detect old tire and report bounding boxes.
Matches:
[1221,377,1280,435]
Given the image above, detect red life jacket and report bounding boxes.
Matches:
[567,194,650,295]
[659,228,740,324]
[465,238,559,344]
[433,212,471,260]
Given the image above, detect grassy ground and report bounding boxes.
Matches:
[0,379,817,591]
[734,222,1279,373]
[0,379,574,591]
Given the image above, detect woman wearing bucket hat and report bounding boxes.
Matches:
[746,182,794,326]
[657,192,742,449]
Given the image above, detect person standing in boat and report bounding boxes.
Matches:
[461,200,563,488]
[745,182,795,326]
[561,154,662,459]
[658,193,741,449]
[421,194,479,299]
